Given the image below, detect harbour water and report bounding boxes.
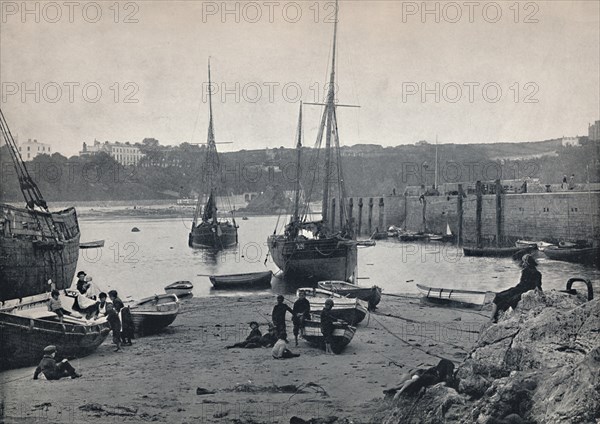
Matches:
[77,215,600,300]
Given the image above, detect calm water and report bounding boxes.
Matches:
[77,215,600,300]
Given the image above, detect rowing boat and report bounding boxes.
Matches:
[318,280,382,310]
[301,316,356,354]
[296,288,368,325]
[543,245,599,266]
[0,294,110,370]
[129,294,180,336]
[209,271,273,289]
[515,240,554,251]
[416,283,495,307]
[79,240,105,249]
[463,245,536,258]
[164,281,193,297]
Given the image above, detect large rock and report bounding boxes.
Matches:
[380,289,600,424]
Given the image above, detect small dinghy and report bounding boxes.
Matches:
[301,316,356,354]
[209,271,273,290]
[164,281,193,297]
[129,294,180,336]
[79,240,105,249]
[463,245,536,258]
[318,280,382,310]
[296,288,368,325]
[131,227,140,232]
[416,283,495,308]
[515,240,554,251]
[543,245,599,266]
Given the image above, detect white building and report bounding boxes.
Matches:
[561,136,580,147]
[80,139,144,166]
[17,138,52,161]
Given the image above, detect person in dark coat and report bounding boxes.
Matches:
[491,254,542,322]
[33,345,81,380]
[106,302,122,352]
[120,306,134,345]
[108,290,124,312]
[384,358,455,399]
[272,295,293,338]
[292,291,311,346]
[226,321,262,349]
[320,298,336,355]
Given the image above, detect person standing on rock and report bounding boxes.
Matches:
[491,254,542,323]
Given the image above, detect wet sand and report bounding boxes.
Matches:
[0,295,490,423]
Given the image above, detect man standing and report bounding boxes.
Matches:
[106,302,122,352]
[271,295,292,338]
[33,346,81,380]
[292,291,311,346]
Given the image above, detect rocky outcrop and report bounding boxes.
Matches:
[380,289,600,424]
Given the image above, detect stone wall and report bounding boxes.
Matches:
[334,190,600,244]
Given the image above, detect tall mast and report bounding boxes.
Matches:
[321,0,338,224]
[292,102,303,222]
[434,134,438,190]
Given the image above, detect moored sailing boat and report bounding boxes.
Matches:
[0,109,81,301]
[188,60,238,249]
[267,2,358,282]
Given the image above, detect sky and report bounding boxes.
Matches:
[1,0,599,157]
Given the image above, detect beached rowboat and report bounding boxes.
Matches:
[129,294,180,336]
[296,288,368,325]
[318,280,382,310]
[463,245,536,258]
[543,246,599,266]
[79,240,105,249]
[0,294,110,370]
[209,271,273,290]
[416,283,495,307]
[301,316,356,354]
[164,281,193,297]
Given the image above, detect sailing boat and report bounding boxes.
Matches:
[188,60,238,249]
[267,2,358,282]
[0,109,81,301]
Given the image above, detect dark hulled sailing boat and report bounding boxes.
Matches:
[188,60,238,249]
[267,3,358,282]
[0,109,81,301]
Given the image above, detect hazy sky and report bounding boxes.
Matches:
[1,0,599,156]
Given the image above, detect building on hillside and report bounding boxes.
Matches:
[80,139,144,166]
[17,138,52,161]
[589,120,600,142]
[561,136,580,147]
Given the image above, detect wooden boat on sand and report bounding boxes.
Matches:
[164,281,193,297]
[515,240,554,251]
[0,294,110,370]
[543,245,599,266]
[463,245,536,258]
[209,271,273,290]
[296,288,368,325]
[416,283,495,308]
[80,240,105,249]
[129,294,180,335]
[301,316,356,354]
[318,280,382,310]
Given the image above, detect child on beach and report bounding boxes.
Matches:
[48,289,71,323]
[272,333,300,359]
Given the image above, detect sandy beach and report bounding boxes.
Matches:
[0,294,490,423]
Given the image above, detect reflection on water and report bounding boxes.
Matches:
[77,216,599,301]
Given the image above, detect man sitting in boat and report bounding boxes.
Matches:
[491,254,542,323]
[33,345,81,380]
[272,332,300,359]
[321,299,336,355]
[292,292,311,346]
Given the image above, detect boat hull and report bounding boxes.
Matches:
[130,294,180,336]
[0,204,80,301]
[416,283,494,308]
[318,281,382,310]
[209,271,273,290]
[543,246,599,266]
[296,288,368,325]
[0,308,110,370]
[164,281,193,297]
[267,235,357,282]
[463,245,535,258]
[301,317,356,354]
[189,222,238,249]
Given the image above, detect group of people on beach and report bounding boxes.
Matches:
[226,291,339,359]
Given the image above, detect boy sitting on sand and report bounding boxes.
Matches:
[272,332,300,359]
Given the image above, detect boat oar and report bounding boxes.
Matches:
[196,274,213,277]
